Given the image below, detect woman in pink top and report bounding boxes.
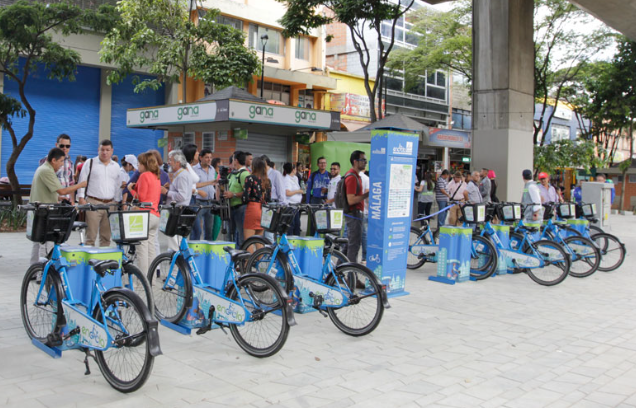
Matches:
[129,152,161,275]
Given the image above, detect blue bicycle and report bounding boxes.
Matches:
[245,203,390,336]
[147,203,295,357]
[20,203,161,393]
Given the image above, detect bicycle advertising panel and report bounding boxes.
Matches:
[367,129,419,297]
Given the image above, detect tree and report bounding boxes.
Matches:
[534,139,608,176]
[0,1,117,204]
[100,0,260,103]
[390,0,613,144]
[277,0,415,123]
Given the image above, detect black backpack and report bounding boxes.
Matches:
[334,173,360,213]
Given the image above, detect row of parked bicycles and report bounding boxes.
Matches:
[408,201,626,286]
[17,200,388,393]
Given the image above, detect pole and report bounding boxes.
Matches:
[260,45,265,98]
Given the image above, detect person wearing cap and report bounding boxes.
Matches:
[118,154,138,204]
[537,172,562,203]
[521,169,543,221]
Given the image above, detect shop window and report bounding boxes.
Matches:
[202,132,215,152]
[183,132,195,146]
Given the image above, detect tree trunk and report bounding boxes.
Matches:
[619,120,634,212]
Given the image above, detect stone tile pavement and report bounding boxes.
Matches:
[0,218,634,407]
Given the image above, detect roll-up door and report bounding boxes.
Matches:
[1,61,100,183]
[110,74,165,158]
[236,133,290,170]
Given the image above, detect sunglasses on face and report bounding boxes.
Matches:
[356,158,367,163]
[58,144,71,148]
[330,168,338,171]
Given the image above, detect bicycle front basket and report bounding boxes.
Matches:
[461,203,486,223]
[499,203,522,222]
[314,208,344,233]
[109,210,149,243]
[159,205,198,237]
[556,203,575,219]
[26,205,77,244]
[582,203,596,218]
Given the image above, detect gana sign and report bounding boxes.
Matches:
[230,101,340,130]
[428,128,471,149]
[127,102,218,127]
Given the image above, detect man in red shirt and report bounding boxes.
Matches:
[344,150,369,262]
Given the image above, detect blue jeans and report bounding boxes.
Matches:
[437,200,448,226]
[361,213,368,259]
[231,205,246,247]
[345,211,363,262]
[287,212,301,236]
[190,199,214,241]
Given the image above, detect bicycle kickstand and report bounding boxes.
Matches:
[83,348,96,375]
[196,306,215,336]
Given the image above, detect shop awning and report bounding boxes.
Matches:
[327,113,429,143]
[127,86,340,136]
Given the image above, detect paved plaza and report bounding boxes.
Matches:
[0,217,634,407]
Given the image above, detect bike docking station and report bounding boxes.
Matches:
[430,226,472,284]
[367,128,420,297]
[286,236,324,314]
[160,240,236,335]
[489,225,511,276]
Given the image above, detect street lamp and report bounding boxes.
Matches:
[260,34,268,98]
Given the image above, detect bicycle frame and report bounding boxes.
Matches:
[479,220,548,269]
[409,226,438,259]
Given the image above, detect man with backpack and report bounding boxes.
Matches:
[306,156,330,235]
[223,151,250,246]
[339,150,369,262]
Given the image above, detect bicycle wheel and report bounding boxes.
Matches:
[407,227,428,270]
[244,247,295,294]
[525,240,570,286]
[589,225,604,236]
[325,265,384,336]
[93,290,155,393]
[227,274,290,357]
[563,236,600,278]
[470,234,498,280]
[561,225,583,237]
[325,249,349,270]
[123,264,154,313]
[591,233,625,272]
[147,253,192,323]
[241,235,272,254]
[20,263,64,342]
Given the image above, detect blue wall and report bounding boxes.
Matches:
[2,61,100,183]
[110,75,165,157]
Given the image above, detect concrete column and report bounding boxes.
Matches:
[472,0,534,202]
[98,69,112,141]
[442,147,450,171]
[0,74,3,169]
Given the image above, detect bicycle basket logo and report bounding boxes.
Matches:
[139,109,159,123]
[295,111,317,123]
[177,106,199,120]
[392,141,413,155]
[249,105,274,119]
[128,215,144,233]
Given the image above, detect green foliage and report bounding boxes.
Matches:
[0,204,27,231]
[100,0,260,96]
[388,1,472,87]
[534,139,608,175]
[277,0,415,122]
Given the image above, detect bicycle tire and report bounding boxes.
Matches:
[325,249,349,270]
[563,235,600,278]
[226,273,290,357]
[93,289,155,393]
[20,263,64,342]
[509,232,531,273]
[325,264,384,336]
[561,225,583,237]
[525,240,570,286]
[239,235,274,274]
[244,247,295,294]
[147,252,192,323]
[123,264,154,313]
[470,234,498,280]
[407,227,428,270]
[591,233,626,272]
[589,225,604,236]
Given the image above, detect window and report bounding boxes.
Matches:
[257,81,291,104]
[295,37,309,60]
[426,86,446,100]
[629,175,636,183]
[550,125,570,142]
[202,132,215,152]
[183,132,195,146]
[298,89,314,109]
[216,15,243,31]
[249,24,282,55]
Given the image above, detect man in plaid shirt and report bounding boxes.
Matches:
[39,134,75,204]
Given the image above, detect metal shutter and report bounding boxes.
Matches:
[110,74,165,158]
[1,61,100,183]
[236,133,290,169]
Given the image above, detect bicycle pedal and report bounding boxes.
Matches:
[45,333,63,348]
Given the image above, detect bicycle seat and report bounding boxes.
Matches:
[524,227,539,233]
[588,217,598,223]
[88,259,119,277]
[223,246,252,263]
[419,219,429,229]
[72,221,87,231]
[325,233,348,245]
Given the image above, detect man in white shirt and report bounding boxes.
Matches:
[77,140,121,247]
[325,162,341,207]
